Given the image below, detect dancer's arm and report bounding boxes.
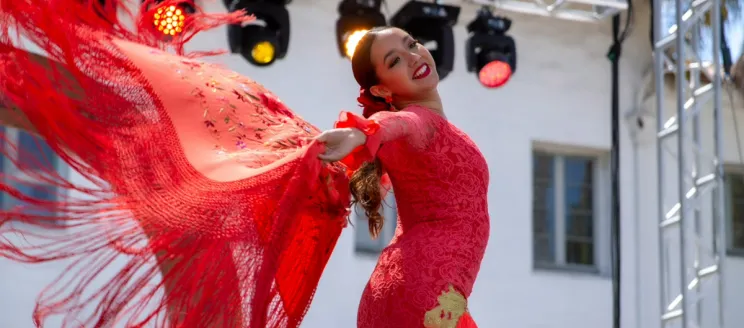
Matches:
[365,106,436,149]
[318,106,436,162]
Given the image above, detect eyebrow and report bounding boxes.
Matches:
[382,35,413,63]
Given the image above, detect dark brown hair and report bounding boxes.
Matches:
[349,26,392,239]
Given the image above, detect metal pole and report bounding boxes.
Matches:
[609,14,622,328]
[711,1,726,326]
[651,0,668,326]
[672,0,690,325]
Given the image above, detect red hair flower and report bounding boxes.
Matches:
[356,88,390,118]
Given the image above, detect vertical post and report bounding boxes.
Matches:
[651,0,667,326]
[672,0,690,325]
[711,0,726,326]
[609,13,622,328]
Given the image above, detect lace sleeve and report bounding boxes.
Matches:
[334,106,437,172]
[368,105,436,149]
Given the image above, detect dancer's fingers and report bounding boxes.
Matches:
[317,151,339,162]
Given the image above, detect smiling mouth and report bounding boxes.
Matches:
[412,63,431,80]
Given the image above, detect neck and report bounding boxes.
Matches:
[393,90,445,116]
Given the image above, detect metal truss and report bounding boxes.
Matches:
[653,0,726,326]
[467,0,628,22]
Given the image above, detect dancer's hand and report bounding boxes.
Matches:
[316,128,366,162]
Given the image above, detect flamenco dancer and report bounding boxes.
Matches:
[0,1,489,327]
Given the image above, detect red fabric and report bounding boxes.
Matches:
[334,111,393,200]
[354,106,490,328]
[334,111,382,175]
[0,1,349,327]
[457,313,478,328]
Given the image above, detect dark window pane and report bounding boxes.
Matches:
[564,156,594,187]
[566,240,594,265]
[731,200,744,249]
[532,182,555,210]
[728,174,744,250]
[563,156,594,186]
[729,174,744,199]
[566,213,594,239]
[533,157,556,265]
[533,207,555,234]
[534,234,555,264]
[565,185,594,212]
[533,152,554,180]
[18,132,56,170]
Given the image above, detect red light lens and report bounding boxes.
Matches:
[478,60,512,88]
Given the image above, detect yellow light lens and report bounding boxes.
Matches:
[153,4,187,37]
[251,41,275,65]
[344,29,369,58]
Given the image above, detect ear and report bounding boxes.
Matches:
[369,85,392,99]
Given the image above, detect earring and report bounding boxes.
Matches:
[384,96,398,111]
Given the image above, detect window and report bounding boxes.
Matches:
[721,169,744,254]
[532,149,607,273]
[354,191,397,255]
[1,128,63,223]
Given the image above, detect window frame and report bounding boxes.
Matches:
[720,165,744,256]
[1,127,67,226]
[353,191,397,255]
[531,143,611,276]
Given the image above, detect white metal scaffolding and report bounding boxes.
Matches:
[653,0,726,327]
[469,0,628,22]
[465,0,727,326]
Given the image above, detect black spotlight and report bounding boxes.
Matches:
[390,0,460,81]
[335,0,387,59]
[465,7,516,88]
[227,0,290,67]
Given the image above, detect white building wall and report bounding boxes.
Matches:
[1,1,743,328]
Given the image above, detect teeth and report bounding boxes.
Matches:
[414,65,427,78]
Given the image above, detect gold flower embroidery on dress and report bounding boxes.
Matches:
[423,284,467,328]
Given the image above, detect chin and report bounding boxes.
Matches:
[418,76,439,91]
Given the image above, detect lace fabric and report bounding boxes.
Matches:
[0,1,350,327]
[352,107,490,328]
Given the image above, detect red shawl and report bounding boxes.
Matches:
[0,0,351,327]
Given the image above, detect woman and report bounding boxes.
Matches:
[317,27,489,327]
[0,1,488,328]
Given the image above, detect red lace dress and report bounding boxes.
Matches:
[336,106,490,328]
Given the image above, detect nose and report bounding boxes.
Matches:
[405,52,422,67]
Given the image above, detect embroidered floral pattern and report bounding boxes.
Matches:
[158,55,319,168]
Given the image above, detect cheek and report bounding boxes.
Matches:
[381,68,414,92]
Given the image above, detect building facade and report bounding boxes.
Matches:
[0,1,743,327]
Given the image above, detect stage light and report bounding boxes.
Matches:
[227,0,290,67]
[144,0,195,39]
[465,7,517,88]
[153,5,187,37]
[335,0,387,58]
[390,0,460,81]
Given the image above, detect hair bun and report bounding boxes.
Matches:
[356,88,390,118]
